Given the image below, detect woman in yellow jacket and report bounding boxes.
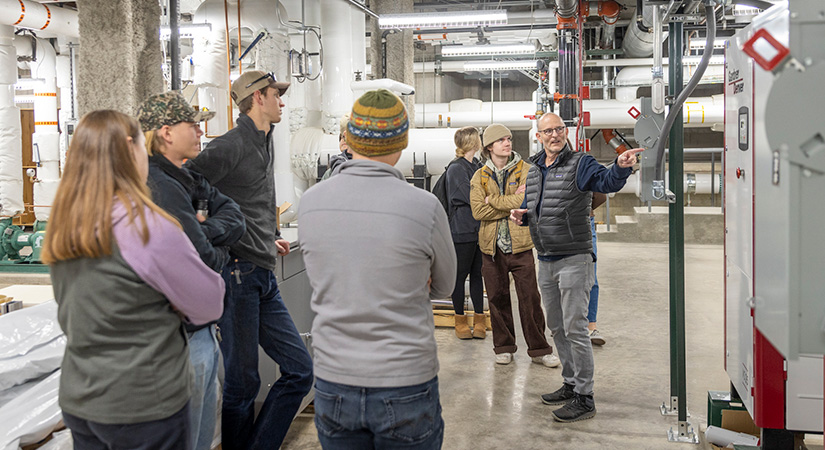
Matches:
[470,124,560,367]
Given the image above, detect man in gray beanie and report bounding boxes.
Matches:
[298,89,456,449]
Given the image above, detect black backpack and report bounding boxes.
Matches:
[432,159,459,216]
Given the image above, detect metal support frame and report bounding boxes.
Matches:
[169,0,180,91]
[558,28,579,125]
[664,20,697,445]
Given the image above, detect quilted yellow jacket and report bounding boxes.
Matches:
[469,157,534,256]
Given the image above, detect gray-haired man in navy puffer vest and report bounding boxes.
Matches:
[511,112,642,423]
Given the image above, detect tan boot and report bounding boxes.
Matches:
[454,314,472,339]
[472,313,487,339]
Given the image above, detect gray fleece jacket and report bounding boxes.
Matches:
[298,159,457,388]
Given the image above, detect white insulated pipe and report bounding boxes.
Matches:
[0,25,23,217]
[617,170,722,197]
[29,38,59,221]
[413,96,722,130]
[321,0,355,134]
[351,79,415,96]
[614,64,724,102]
[0,0,78,38]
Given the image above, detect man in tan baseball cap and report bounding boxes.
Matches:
[185,68,312,449]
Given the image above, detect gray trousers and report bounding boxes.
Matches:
[537,253,595,396]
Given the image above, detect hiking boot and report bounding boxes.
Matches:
[551,393,596,422]
[589,329,606,346]
[540,383,576,405]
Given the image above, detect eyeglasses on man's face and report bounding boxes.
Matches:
[538,126,566,136]
[246,72,276,89]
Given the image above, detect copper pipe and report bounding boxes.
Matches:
[224,0,233,130]
[237,0,242,75]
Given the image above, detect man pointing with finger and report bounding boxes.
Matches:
[510,112,642,423]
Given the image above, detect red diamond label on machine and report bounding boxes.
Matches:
[628,106,641,119]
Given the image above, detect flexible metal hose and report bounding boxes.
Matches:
[652,2,716,197]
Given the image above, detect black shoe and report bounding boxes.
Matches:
[551,393,597,422]
[540,383,576,405]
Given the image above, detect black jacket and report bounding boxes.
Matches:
[445,157,482,244]
[148,153,246,272]
[186,114,280,271]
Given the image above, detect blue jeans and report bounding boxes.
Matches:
[63,404,190,450]
[218,258,313,450]
[588,216,599,323]
[188,325,220,450]
[313,376,444,450]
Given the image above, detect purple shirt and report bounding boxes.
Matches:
[112,201,224,325]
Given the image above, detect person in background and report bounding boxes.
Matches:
[321,113,352,180]
[43,110,224,450]
[186,71,313,449]
[138,92,246,450]
[470,123,560,368]
[298,89,456,449]
[445,126,486,340]
[511,112,641,422]
[588,193,607,346]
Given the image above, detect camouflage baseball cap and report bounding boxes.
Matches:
[137,92,216,131]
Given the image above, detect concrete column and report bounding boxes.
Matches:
[76,0,163,117]
[369,0,415,125]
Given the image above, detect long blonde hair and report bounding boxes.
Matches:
[42,110,178,264]
[454,126,481,159]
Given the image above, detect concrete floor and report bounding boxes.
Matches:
[280,242,731,449]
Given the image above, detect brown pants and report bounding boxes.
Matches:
[481,248,552,357]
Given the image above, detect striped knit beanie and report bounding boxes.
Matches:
[347,89,409,156]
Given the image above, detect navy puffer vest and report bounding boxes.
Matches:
[524,148,592,256]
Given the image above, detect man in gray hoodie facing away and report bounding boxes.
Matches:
[298,89,457,450]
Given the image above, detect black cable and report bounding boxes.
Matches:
[652,3,716,195]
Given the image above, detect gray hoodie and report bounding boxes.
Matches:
[298,159,457,388]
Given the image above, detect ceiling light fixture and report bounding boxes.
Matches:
[464,60,540,71]
[442,43,535,57]
[379,10,507,29]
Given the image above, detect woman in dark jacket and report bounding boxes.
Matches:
[444,126,486,339]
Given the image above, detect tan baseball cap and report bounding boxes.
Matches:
[230,70,290,105]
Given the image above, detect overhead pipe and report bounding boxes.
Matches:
[343,0,378,19]
[622,0,666,58]
[0,0,78,38]
[412,96,723,130]
[0,25,23,217]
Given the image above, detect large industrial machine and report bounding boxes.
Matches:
[724,1,825,446]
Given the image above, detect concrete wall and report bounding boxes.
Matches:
[76,0,163,117]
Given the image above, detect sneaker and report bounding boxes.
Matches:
[532,354,561,368]
[589,329,606,346]
[551,393,597,422]
[540,383,576,405]
[494,352,513,365]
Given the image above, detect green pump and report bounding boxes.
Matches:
[0,218,46,264]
